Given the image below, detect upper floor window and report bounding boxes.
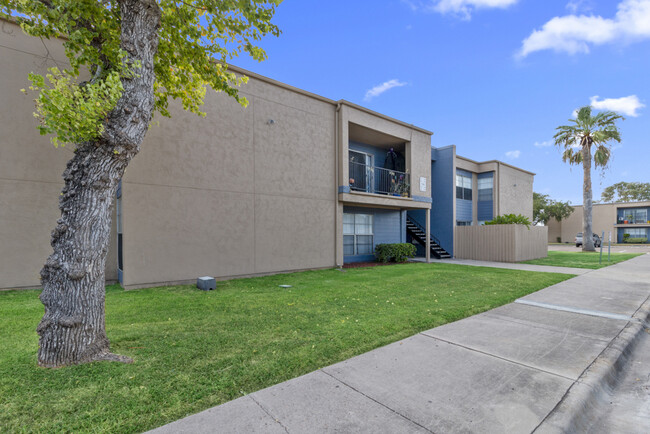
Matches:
[456,172,472,200]
[619,208,648,224]
[478,175,493,202]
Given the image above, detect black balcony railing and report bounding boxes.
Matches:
[349,162,410,197]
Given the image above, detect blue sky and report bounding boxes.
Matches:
[233,0,650,205]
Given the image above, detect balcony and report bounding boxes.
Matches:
[617,209,649,225]
[349,162,410,198]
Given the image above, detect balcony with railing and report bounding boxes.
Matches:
[616,207,650,225]
[348,161,410,198]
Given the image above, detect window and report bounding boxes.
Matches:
[478,175,493,202]
[343,213,374,255]
[456,172,472,200]
[619,208,648,224]
[624,228,648,238]
[456,220,472,226]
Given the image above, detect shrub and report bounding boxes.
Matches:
[484,214,531,229]
[623,233,630,241]
[556,237,562,243]
[625,237,647,244]
[375,243,417,263]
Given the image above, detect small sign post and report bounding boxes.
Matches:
[599,231,604,265]
[608,231,611,262]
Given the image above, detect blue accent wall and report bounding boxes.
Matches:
[407,146,455,256]
[431,146,455,256]
[343,206,404,263]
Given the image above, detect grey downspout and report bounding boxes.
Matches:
[335,102,342,267]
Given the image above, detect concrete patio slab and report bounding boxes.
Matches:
[322,334,572,434]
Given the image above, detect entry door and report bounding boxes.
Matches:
[349,151,371,192]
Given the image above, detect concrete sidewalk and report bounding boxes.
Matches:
[149,254,650,434]
[413,257,592,275]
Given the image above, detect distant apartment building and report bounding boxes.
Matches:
[0,19,535,290]
[548,201,650,244]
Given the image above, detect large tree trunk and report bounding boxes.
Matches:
[37,0,161,368]
[582,144,595,252]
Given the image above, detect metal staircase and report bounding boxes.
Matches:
[406,216,451,259]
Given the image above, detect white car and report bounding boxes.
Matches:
[575,232,601,248]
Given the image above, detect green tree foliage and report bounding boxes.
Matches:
[1,0,281,367]
[1,0,281,146]
[533,192,574,225]
[484,214,531,229]
[601,182,650,203]
[554,106,624,251]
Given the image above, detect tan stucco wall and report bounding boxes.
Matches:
[497,164,534,220]
[121,73,338,287]
[548,201,650,243]
[0,20,119,289]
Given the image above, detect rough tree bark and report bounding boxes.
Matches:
[581,141,595,252]
[37,0,161,368]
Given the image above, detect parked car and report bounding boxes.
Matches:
[575,232,601,248]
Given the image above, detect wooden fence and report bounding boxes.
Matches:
[454,225,548,262]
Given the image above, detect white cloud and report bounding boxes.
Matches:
[519,0,650,57]
[402,0,519,19]
[364,79,407,101]
[505,150,521,159]
[589,95,645,116]
[534,140,554,147]
[566,0,592,14]
[432,0,519,19]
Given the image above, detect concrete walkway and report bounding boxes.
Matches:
[413,257,592,275]
[149,254,650,434]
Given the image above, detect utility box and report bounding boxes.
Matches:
[197,276,216,291]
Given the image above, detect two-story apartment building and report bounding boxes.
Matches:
[548,201,650,244]
[0,18,534,290]
[0,18,435,289]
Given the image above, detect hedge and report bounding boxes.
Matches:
[624,237,648,244]
[375,243,417,263]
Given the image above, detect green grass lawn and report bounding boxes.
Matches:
[0,263,573,433]
[522,251,644,269]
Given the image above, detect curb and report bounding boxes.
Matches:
[534,296,650,433]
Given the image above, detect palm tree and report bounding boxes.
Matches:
[554,106,624,251]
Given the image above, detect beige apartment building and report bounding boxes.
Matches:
[548,201,650,244]
[0,19,434,290]
[0,18,536,290]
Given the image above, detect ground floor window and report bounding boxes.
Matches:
[624,228,648,238]
[456,220,472,226]
[343,213,374,255]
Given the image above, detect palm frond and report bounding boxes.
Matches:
[593,145,611,168]
[562,147,582,165]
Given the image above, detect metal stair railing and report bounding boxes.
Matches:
[406,216,444,249]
